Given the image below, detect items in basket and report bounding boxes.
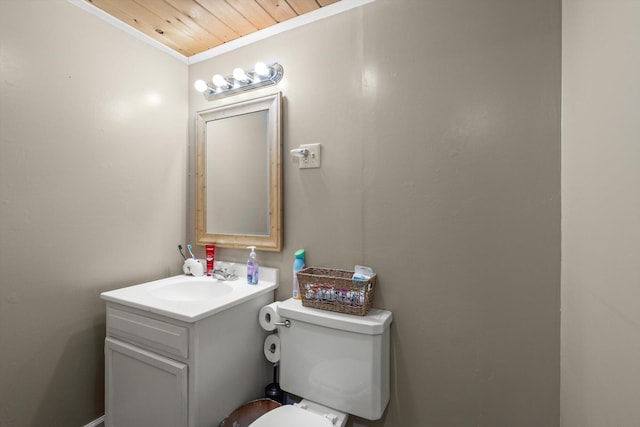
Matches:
[296,266,377,315]
[352,265,374,281]
[303,283,367,307]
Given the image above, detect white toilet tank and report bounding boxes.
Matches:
[276,299,393,420]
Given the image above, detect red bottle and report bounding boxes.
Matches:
[205,245,215,276]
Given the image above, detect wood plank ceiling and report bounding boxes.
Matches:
[85,0,341,57]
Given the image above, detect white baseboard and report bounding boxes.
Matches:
[83,415,104,427]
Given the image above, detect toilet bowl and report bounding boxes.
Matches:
[249,399,347,427]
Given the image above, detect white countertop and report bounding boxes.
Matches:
[101,265,279,322]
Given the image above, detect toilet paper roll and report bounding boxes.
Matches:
[259,302,281,331]
[264,334,281,364]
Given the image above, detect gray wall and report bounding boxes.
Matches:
[189,1,561,426]
[562,1,640,426]
[0,1,187,425]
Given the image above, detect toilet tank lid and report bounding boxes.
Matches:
[277,299,392,335]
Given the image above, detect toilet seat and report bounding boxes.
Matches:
[249,404,334,427]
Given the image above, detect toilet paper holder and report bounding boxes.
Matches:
[273,319,291,328]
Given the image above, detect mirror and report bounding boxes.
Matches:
[195,93,282,251]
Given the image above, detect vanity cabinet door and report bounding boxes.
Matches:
[105,338,188,427]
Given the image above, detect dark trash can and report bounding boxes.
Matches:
[219,398,281,427]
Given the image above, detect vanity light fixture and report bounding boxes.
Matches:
[195,62,284,101]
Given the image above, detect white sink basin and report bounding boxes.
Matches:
[149,280,233,301]
[100,265,279,322]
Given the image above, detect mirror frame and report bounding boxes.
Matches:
[195,92,282,251]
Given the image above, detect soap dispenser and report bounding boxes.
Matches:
[247,246,259,285]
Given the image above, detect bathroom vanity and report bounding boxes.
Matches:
[100,268,278,427]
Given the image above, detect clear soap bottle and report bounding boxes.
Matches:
[247,246,259,285]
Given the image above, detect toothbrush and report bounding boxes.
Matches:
[187,244,196,259]
[178,245,187,260]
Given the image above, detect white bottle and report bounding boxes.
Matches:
[247,246,259,285]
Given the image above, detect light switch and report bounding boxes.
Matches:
[299,143,321,169]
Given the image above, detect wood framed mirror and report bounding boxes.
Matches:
[195,93,282,251]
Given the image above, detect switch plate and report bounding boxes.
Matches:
[299,143,321,169]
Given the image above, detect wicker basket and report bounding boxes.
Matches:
[296,267,376,316]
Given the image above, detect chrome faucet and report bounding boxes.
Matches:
[210,268,238,281]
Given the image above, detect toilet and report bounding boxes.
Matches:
[251,298,393,427]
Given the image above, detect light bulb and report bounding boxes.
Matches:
[233,67,248,82]
[212,74,228,87]
[194,80,208,93]
[254,62,271,77]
